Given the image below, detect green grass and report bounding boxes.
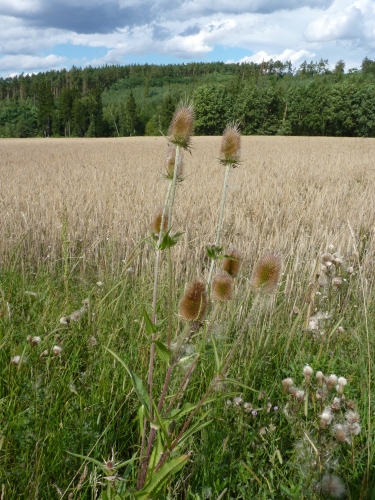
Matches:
[0,238,374,499]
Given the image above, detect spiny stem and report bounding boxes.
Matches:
[207,164,231,288]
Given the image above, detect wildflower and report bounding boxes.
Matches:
[222,247,241,277]
[179,279,207,322]
[333,423,350,443]
[169,102,194,149]
[250,252,282,294]
[11,355,21,365]
[336,377,347,395]
[251,410,258,417]
[326,374,338,390]
[320,407,333,428]
[332,277,343,288]
[211,272,233,301]
[303,365,313,383]
[53,345,62,355]
[319,474,347,498]
[220,122,241,166]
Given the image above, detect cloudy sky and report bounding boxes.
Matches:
[0,0,374,77]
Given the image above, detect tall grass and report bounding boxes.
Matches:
[0,136,374,498]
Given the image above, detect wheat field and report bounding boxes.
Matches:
[1,136,375,280]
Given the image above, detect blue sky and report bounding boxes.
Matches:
[0,0,374,77]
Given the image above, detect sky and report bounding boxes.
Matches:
[0,0,374,78]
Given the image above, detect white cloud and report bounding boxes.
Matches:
[237,49,315,65]
[0,54,66,71]
[304,4,364,42]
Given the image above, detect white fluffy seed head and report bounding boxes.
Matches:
[53,345,62,355]
[320,407,333,428]
[11,355,21,365]
[327,374,338,390]
[282,378,294,393]
[303,365,314,377]
[320,474,347,498]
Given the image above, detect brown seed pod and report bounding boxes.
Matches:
[222,247,241,277]
[179,279,207,322]
[169,103,194,149]
[152,209,168,236]
[220,123,241,165]
[212,272,233,301]
[166,144,184,180]
[250,252,282,293]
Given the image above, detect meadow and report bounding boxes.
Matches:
[0,135,375,499]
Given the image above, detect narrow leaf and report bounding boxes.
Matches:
[153,340,171,363]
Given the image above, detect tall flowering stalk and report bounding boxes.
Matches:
[207,123,241,288]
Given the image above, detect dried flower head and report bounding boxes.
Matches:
[337,377,347,395]
[69,308,86,322]
[327,374,338,390]
[60,316,70,325]
[250,252,282,294]
[282,378,294,393]
[152,208,168,237]
[211,272,233,301]
[233,396,243,406]
[319,474,347,498]
[331,397,342,411]
[222,247,241,277]
[320,407,333,428]
[316,371,324,387]
[179,279,207,322]
[332,277,343,288]
[30,336,41,346]
[333,423,350,443]
[303,365,313,382]
[345,410,360,425]
[220,123,241,166]
[11,355,21,365]
[321,253,334,265]
[53,345,62,355]
[166,144,184,180]
[169,102,194,149]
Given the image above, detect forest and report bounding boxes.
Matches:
[1,57,375,138]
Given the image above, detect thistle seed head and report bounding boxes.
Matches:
[303,365,313,382]
[320,474,347,498]
[152,208,168,237]
[326,374,338,390]
[179,279,207,322]
[316,371,324,387]
[333,423,350,443]
[222,247,241,277]
[211,272,233,301]
[169,103,194,149]
[220,123,241,166]
[166,144,184,180]
[11,355,21,365]
[282,378,294,393]
[250,252,282,294]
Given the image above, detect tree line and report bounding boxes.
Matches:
[1,58,375,138]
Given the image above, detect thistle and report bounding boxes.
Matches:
[211,272,233,301]
[250,252,282,294]
[222,247,241,277]
[179,279,207,322]
[169,103,194,149]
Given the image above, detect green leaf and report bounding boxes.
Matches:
[142,309,157,335]
[153,340,171,363]
[136,453,191,499]
[206,245,223,260]
[104,347,150,414]
[152,402,172,449]
[158,230,184,250]
[210,333,221,373]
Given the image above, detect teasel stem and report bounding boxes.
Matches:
[207,164,231,288]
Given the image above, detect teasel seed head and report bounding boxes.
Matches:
[211,272,233,301]
[222,247,241,277]
[220,122,241,166]
[179,278,207,322]
[169,102,194,149]
[152,208,168,237]
[166,144,184,180]
[250,252,282,294]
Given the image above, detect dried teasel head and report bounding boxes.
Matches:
[211,272,233,301]
[169,102,194,149]
[166,144,184,180]
[250,252,282,294]
[220,122,241,166]
[222,247,241,278]
[179,279,207,322]
[152,208,168,237]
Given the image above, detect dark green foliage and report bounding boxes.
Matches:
[193,84,234,135]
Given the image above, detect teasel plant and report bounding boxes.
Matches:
[207,122,241,290]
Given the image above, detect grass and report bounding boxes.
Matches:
[0,136,375,499]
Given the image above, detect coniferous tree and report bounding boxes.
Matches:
[37,81,54,136]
